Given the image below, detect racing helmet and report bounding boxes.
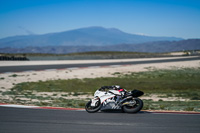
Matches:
[113,85,121,90]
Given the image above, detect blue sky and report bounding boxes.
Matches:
[0,0,200,39]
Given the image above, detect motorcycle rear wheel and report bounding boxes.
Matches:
[122,98,143,113]
[85,99,102,113]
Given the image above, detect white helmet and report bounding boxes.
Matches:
[113,85,121,90]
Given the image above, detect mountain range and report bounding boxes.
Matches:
[0,26,199,53]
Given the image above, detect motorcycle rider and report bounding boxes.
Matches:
[112,85,126,97]
[100,85,126,98]
[110,85,127,103]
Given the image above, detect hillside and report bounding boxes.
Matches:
[0,26,199,54]
[0,39,200,54]
[0,26,182,48]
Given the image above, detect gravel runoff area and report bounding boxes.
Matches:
[0,56,200,101]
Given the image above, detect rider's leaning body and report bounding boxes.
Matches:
[100,85,127,98]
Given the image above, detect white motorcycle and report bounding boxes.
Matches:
[85,86,144,113]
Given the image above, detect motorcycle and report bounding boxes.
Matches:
[85,86,144,113]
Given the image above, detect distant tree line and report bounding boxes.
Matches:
[0,55,29,61]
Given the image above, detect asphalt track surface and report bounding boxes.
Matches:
[0,107,200,133]
[0,56,200,73]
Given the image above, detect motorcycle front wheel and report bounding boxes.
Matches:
[122,98,143,113]
[85,99,102,113]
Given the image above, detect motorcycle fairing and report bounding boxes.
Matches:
[101,96,121,110]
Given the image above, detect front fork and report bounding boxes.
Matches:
[90,97,100,107]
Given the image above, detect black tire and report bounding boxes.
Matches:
[85,99,102,113]
[122,98,143,113]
